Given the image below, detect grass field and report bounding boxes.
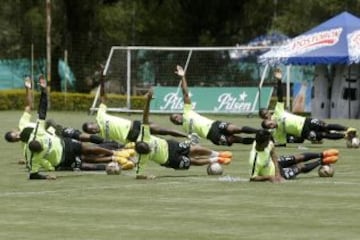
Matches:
[0,110,359,240]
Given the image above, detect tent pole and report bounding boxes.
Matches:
[286,66,291,110]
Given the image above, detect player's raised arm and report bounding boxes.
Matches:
[175,65,191,105]
[99,64,107,104]
[143,89,153,125]
[24,76,33,113]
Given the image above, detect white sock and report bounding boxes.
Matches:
[209,157,218,163]
[210,151,219,158]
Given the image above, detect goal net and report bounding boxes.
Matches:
[89,46,273,114]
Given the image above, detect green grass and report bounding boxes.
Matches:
[0,111,360,240]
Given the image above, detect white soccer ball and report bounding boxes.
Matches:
[351,137,360,148]
[318,164,335,177]
[207,162,223,176]
[106,162,121,175]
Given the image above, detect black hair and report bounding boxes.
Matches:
[261,120,271,129]
[258,108,268,118]
[4,131,14,142]
[255,129,271,145]
[28,140,43,152]
[82,122,90,133]
[135,141,151,154]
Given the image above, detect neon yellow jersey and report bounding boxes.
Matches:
[248,141,275,177]
[96,103,132,143]
[271,102,305,141]
[182,103,213,138]
[282,111,305,136]
[26,120,63,173]
[18,111,34,131]
[136,125,168,175]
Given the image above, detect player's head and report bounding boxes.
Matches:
[135,141,151,154]
[169,114,183,125]
[261,119,277,129]
[259,108,270,119]
[82,122,100,134]
[255,129,271,151]
[28,140,43,152]
[4,130,20,143]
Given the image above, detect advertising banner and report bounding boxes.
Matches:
[150,87,273,114]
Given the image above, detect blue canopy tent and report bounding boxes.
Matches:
[258,11,360,118]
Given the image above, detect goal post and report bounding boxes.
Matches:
[89,45,274,114]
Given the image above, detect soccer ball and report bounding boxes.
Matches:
[207,162,223,175]
[351,137,360,148]
[318,164,335,177]
[106,162,121,175]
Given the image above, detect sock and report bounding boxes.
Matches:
[302,153,322,161]
[326,124,347,131]
[240,126,258,134]
[323,132,345,140]
[209,157,218,163]
[210,151,219,158]
[301,160,321,173]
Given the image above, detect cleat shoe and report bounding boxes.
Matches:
[322,155,338,165]
[121,161,135,170]
[322,149,339,158]
[114,150,130,158]
[217,157,232,165]
[219,151,233,158]
[345,128,357,139]
[124,142,135,149]
[114,156,129,165]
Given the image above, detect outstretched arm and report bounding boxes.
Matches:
[99,64,106,104]
[38,76,48,120]
[24,77,32,113]
[143,89,153,125]
[149,122,187,137]
[175,65,191,104]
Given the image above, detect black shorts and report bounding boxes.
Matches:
[301,118,326,139]
[161,140,191,170]
[206,121,231,146]
[61,128,82,140]
[127,120,141,142]
[56,138,82,170]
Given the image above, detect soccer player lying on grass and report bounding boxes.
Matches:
[82,65,196,146]
[4,75,110,146]
[25,78,134,180]
[134,89,233,180]
[169,65,258,146]
[249,129,339,183]
[259,69,357,146]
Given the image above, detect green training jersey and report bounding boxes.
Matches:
[271,102,305,143]
[136,125,168,175]
[182,103,214,138]
[18,111,33,131]
[26,120,63,173]
[96,103,132,143]
[248,141,275,178]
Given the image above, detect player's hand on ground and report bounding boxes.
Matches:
[175,65,185,77]
[46,174,57,180]
[270,175,284,183]
[136,174,156,180]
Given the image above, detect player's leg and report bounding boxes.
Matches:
[227,135,255,145]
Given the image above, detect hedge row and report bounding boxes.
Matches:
[0,90,300,115]
[0,90,146,111]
